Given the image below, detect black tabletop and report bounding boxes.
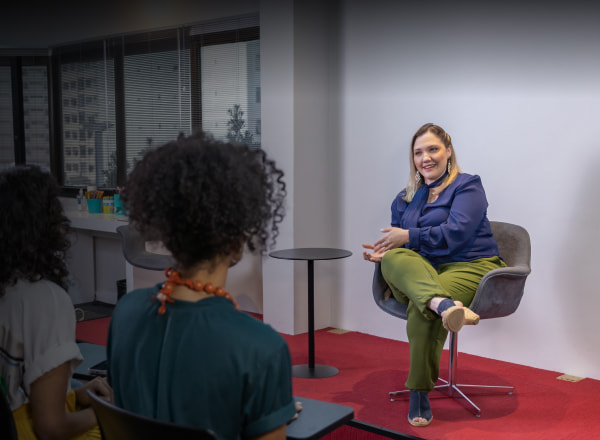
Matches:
[269,248,352,261]
[74,342,107,380]
[286,396,354,440]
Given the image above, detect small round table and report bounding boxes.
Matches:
[269,247,352,378]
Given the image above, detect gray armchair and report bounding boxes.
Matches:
[372,221,532,416]
[117,224,176,271]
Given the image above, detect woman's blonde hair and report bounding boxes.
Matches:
[404,123,461,202]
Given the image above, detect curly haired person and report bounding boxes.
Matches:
[107,132,296,440]
[0,165,112,440]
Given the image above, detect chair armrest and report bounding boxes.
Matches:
[469,265,531,319]
[372,263,408,320]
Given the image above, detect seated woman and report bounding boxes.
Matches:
[362,123,505,427]
[0,165,112,440]
[107,132,296,440]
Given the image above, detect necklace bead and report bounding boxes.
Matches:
[153,267,239,314]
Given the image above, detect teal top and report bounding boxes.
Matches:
[107,284,296,440]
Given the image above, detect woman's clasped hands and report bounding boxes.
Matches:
[362,227,409,263]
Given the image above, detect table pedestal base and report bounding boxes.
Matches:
[292,364,339,379]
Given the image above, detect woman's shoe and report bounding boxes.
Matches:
[441,305,465,333]
[463,307,480,325]
[408,391,433,427]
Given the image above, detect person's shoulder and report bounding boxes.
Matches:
[11,279,70,306]
[1,280,60,317]
[120,285,158,300]
[236,312,280,334]
[5,280,76,333]
[454,173,483,187]
[113,284,158,312]
[392,188,408,206]
[234,313,288,347]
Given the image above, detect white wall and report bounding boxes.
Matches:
[259,0,297,334]
[334,0,600,380]
[261,0,343,334]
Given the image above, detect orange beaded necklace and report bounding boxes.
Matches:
[154,267,239,314]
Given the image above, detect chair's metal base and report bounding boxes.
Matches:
[388,332,514,417]
[389,379,513,417]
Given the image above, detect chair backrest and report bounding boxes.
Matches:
[88,391,217,440]
[372,221,532,322]
[1,391,18,440]
[489,221,531,269]
[116,224,176,271]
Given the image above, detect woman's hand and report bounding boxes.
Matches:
[289,400,303,422]
[74,376,113,407]
[362,243,387,263]
[373,227,409,253]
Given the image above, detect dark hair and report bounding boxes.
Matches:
[123,132,287,270]
[0,165,71,297]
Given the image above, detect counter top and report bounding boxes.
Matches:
[66,210,128,233]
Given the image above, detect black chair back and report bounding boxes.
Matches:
[1,391,17,440]
[88,391,217,440]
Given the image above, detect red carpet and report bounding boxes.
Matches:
[77,318,600,440]
[76,317,111,346]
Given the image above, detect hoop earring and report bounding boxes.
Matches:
[415,172,421,184]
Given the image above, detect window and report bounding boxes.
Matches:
[121,29,191,175]
[192,24,261,147]
[0,55,50,172]
[52,40,117,187]
[0,63,15,170]
[0,15,260,190]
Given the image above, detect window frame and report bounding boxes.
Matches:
[0,53,51,171]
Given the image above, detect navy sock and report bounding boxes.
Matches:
[436,298,456,316]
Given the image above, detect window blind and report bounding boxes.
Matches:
[0,65,15,169]
[121,28,192,173]
[22,63,51,170]
[192,17,260,147]
[1,14,260,188]
[54,41,117,188]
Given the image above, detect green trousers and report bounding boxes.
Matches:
[380,248,506,392]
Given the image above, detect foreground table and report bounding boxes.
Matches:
[287,396,354,440]
[269,247,352,378]
[74,341,107,380]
